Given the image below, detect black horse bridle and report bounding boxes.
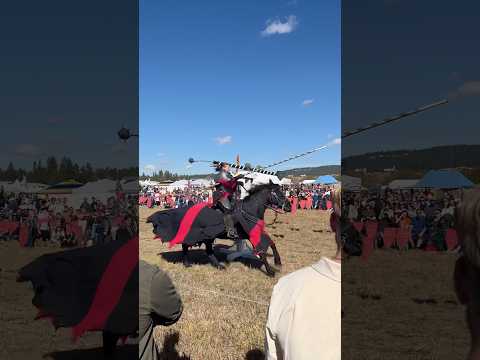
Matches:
[266,189,288,214]
[238,187,288,226]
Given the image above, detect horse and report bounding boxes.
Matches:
[147,182,291,277]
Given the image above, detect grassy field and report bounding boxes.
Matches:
[140,207,335,360]
[343,249,470,360]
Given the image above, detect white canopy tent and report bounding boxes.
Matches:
[167,179,189,191]
[71,179,117,207]
[139,179,160,187]
[0,179,47,194]
[387,179,420,190]
[121,179,139,193]
[190,179,214,187]
[280,178,292,185]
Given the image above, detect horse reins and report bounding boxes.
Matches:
[238,189,288,226]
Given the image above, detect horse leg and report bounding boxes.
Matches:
[259,252,276,278]
[102,331,119,360]
[269,238,282,267]
[205,240,225,270]
[182,244,192,268]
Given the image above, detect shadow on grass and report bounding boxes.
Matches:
[245,348,265,360]
[158,332,191,360]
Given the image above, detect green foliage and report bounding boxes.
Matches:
[0,157,138,185]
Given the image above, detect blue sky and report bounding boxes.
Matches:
[140,0,340,175]
[342,1,480,157]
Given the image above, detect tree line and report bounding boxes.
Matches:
[0,157,138,185]
[139,170,195,182]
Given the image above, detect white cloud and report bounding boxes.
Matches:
[261,15,298,37]
[215,135,232,145]
[302,99,314,107]
[156,152,165,157]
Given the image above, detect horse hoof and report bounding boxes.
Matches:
[183,260,192,268]
[210,261,225,270]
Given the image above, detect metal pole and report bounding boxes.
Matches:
[342,99,448,139]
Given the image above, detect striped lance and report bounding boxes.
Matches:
[211,161,277,175]
[342,99,448,139]
[210,144,328,175]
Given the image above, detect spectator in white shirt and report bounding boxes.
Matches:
[265,187,341,360]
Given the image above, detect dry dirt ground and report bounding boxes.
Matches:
[140,207,336,360]
[343,250,470,360]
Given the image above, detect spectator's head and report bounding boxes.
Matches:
[454,189,480,359]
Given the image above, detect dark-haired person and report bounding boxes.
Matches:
[454,190,480,360]
[264,186,341,360]
[139,260,183,360]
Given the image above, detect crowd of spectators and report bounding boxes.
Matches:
[343,188,462,251]
[139,183,336,211]
[0,187,138,248]
[139,186,211,208]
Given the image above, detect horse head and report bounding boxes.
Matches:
[266,180,291,213]
[245,181,291,213]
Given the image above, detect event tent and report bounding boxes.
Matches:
[167,180,189,190]
[415,169,474,189]
[0,179,47,193]
[139,179,160,187]
[40,180,84,195]
[190,179,214,187]
[301,179,316,185]
[70,179,116,207]
[314,175,338,185]
[280,178,292,185]
[121,179,139,193]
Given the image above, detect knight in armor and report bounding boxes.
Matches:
[213,162,243,238]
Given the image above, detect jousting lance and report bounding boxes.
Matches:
[188,158,277,175]
[188,144,329,176]
[187,99,448,174]
[342,99,448,139]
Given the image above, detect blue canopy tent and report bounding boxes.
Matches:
[415,169,474,189]
[314,175,338,185]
